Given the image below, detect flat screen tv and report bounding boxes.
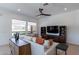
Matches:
[47,26,59,33]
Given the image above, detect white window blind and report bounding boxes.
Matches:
[28,22,37,33]
[12,19,26,35]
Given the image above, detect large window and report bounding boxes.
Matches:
[28,22,37,34]
[12,19,26,35]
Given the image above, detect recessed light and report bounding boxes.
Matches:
[64,8,67,11]
[17,9,21,12]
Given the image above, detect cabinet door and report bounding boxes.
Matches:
[19,44,31,55]
[9,41,15,55]
[14,45,19,55]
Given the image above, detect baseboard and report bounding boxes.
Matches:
[67,42,79,46]
[0,44,9,47]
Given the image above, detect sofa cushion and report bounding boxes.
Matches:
[31,37,36,42]
[44,40,50,48]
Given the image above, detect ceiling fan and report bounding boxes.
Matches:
[43,3,48,6]
[36,8,51,16]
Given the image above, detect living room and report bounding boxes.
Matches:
[0,3,79,55]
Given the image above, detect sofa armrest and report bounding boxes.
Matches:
[44,42,59,55]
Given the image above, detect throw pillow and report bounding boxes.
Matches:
[36,37,44,45]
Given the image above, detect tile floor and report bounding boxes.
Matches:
[0,45,11,55]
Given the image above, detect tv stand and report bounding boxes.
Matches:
[41,26,66,43]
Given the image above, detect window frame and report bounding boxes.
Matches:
[27,22,37,34]
[12,19,26,35]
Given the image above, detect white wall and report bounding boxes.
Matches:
[38,10,79,45]
[0,9,37,45]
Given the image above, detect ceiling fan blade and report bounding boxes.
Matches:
[42,14,51,16]
[36,14,41,16]
[36,14,51,17]
[43,3,48,6]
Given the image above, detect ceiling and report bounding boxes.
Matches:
[0,3,79,19]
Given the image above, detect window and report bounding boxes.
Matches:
[12,19,26,35]
[28,22,37,33]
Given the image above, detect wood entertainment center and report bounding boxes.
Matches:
[41,26,66,43]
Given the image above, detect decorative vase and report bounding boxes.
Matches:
[14,32,19,42]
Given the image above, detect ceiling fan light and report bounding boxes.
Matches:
[64,8,67,11]
[17,9,21,12]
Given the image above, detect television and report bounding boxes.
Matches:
[47,26,59,33]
